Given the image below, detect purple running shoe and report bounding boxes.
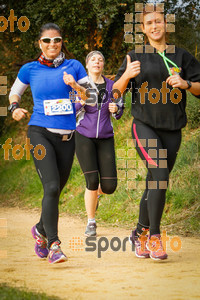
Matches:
[129,229,150,258]
[48,241,68,264]
[147,234,168,260]
[31,225,49,258]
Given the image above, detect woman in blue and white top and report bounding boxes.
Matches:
[9,23,90,264]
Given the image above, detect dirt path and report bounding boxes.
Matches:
[0,208,199,300]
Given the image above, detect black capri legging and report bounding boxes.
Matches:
[132,119,182,236]
[75,131,117,194]
[27,125,75,247]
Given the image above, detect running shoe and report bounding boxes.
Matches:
[85,222,97,237]
[48,241,68,264]
[129,229,150,258]
[147,234,168,260]
[31,225,49,258]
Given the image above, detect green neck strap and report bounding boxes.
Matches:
[158,51,179,76]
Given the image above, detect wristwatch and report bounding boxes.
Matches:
[186,80,192,90]
[8,102,19,113]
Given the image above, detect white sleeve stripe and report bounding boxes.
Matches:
[9,77,29,99]
[77,75,89,84]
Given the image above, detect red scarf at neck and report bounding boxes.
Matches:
[38,54,54,67]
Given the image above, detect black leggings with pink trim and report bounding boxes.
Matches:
[75,131,117,193]
[132,119,181,236]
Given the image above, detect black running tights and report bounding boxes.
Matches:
[75,131,117,194]
[27,125,75,247]
[132,119,181,236]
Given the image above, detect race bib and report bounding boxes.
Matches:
[43,99,73,116]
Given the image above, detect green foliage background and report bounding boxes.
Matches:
[0,0,200,134]
[0,0,200,73]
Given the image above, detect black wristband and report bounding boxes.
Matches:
[8,102,19,113]
[186,80,192,90]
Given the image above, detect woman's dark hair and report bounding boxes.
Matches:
[15,23,74,67]
[38,23,61,40]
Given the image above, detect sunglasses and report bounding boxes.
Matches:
[40,37,62,44]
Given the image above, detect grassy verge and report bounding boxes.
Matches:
[0,284,60,300]
[0,93,199,236]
